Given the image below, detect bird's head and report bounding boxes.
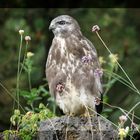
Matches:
[49,15,81,37]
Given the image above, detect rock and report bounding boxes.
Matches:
[38,115,118,140]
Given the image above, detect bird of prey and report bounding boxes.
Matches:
[46,15,103,116]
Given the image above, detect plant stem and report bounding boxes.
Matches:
[16,35,23,109]
[95,31,140,96]
[120,136,124,140]
[95,31,140,118]
[19,42,28,77]
[127,101,140,116]
[104,65,115,95]
[28,71,32,91]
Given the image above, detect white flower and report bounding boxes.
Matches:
[119,115,127,123]
[125,126,129,134]
[27,52,34,58]
[19,30,24,35]
[92,25,100,32]
[25,36,31,41]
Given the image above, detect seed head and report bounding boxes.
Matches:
[19,30,24,35]
[25,36,31,41]
[56,83,64,93]
[119,115,127,123]
[94,68,103,78]
[81,55,93,64]
[92,25,100,32]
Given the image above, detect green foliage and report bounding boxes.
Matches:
[19,85,54,112]
[13,35,55,112]
[2,27,56,139]
[3,130,18,140]
[19,88,42,110]
[19,49,55,112]
[23,54,34,73]
[4,103,55,140]
[100,54,119,95]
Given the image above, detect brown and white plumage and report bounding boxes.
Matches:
[46,15,103,116]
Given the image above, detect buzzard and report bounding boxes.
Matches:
[46,15,103,116]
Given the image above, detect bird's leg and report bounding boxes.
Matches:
[69,112,76,117]
[80,109,93,118]
[83,111,90,117]
[82,111,95,118]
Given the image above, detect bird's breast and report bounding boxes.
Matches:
[56,82,85,115]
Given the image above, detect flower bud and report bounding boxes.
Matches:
[19,30,24,35]
[14,109,20,116]
[109,54,118,63]
[119,115,127,123]
[27,52,34,58]
[99,56,106,65]
[94,68,103,78]
[92,25,100,32]
[25,36,31,41]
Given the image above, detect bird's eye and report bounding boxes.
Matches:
[57,20,66,25]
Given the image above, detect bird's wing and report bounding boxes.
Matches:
[77,36,103,95]
[45,39,59,96]
[80,37,103,113]
[46,38,68,97]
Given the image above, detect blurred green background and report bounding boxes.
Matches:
[0,8,140,130]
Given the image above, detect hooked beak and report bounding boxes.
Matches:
[49,23,55,31]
